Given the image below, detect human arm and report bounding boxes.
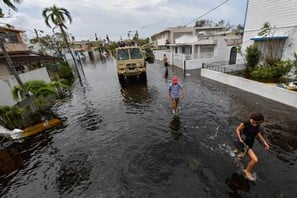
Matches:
[257,133,269,150]
[236,122,245,143]
[169,88,173,100]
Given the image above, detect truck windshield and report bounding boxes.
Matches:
[117,49,129,60]
[130,48,143,59]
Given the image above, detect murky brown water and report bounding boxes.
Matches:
[1,57,297,197]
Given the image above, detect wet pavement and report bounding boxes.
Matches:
[0,57,297,197]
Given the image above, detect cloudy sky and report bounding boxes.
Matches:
[1,0,247,41]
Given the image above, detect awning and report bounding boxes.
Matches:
[251,36,288,41]
[0,52,63,65]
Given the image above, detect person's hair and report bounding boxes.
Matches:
[250,112,264,122]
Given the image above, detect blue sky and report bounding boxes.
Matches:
[1,0,248,41]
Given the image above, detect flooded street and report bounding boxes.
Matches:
[1,58,297,198]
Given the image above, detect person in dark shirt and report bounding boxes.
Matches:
[235,112,269,181]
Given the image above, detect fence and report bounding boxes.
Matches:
[202,62,246,73]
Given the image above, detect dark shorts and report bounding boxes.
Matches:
[244,137,255,149]
[164,62,169,67]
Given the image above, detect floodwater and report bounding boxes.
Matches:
[1,57,297,198]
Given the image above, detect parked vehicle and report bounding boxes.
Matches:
[116,46,147,81]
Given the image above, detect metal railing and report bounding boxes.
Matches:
[202,61,246,73]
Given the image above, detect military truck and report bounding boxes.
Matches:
[143,47,155,64]
[116,46,147,81]
[141,43,155,64]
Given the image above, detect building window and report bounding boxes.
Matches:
[182,47,185,53]
[200,46,214,58]
[0,32,20,43]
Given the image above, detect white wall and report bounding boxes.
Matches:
[201,69,297,108]
[242,0,297,60]
[214,37,229,61]
[0,79,16,106]
[0,67,51,106]
[175,34,197,43]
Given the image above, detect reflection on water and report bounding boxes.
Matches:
[164,67,169,81]
[226,172,251,194]
[169,115,182,140]
[0,147,23,175]
[120,78,149,105]
[57,151,92,194]
[1,59,297,197]
[0,132,54,197]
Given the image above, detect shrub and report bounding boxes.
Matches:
[59,61,74,85]
[246,44,260,68]
[250,58,292,80]
[0,106,24,129]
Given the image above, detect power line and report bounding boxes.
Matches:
[185,0,229,26]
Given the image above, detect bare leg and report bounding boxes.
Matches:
[244,148,258,181]
[172,100,177,111]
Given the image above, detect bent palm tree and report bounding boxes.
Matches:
[42,5,81,81]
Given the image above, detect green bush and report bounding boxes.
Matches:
[293,52,297,78]
[250,58,292,80]
[246,44,260,68]
[59,61,74,85]
[0,106,24,129]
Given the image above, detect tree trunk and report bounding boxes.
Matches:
[60,27,82,82]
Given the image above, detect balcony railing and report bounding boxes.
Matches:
[0,42,29,53]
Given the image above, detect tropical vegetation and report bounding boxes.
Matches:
[11,79,69,102]
[1,0,20,12]
[245,44,260,68]
[244,22,295,82]
[250,58,292,80]
[0,105,24,129]
[42,5,81,81]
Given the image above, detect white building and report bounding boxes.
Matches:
[151,25,242,70]
[241,0,297,61]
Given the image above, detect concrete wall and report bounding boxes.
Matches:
[201,69,297,108]
[0,67,51,106]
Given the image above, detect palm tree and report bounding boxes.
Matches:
[42,5,81,81]
[2,0,21,11]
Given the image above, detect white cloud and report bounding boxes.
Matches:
[0,0,247,41]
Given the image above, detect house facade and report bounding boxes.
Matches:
[0,26,62,106]
[151,25,242,70]
[241,0,297,61]
[0,26,62,78]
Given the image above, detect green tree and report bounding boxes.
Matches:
[258,22,272,37]
[42,5,81,81]
[30,33,65,57]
